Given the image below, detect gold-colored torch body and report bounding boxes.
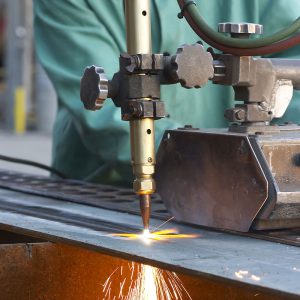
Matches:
[125,0,155,230]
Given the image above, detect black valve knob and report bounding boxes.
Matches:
[170,43,214,89]
[80,65,109,110]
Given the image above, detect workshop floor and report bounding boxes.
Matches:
[0,131,52,176]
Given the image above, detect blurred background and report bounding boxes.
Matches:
[0,0,55,175]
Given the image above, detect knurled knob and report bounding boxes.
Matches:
[218,22,263,38]
[171,43,214,89]
[80,65,109,110]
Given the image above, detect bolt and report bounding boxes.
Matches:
[129,103,143,117]
[235,109,246,121]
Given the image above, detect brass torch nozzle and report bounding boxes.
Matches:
[130,118,155,231]
[139,194,151,230]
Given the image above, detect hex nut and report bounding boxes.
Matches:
[127,75,160,99]
[133,178,156,193]
[235,109,246,121]
[134,165,155,175]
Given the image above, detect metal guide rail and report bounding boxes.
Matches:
[0,169,299,246]
[0,169,167,218]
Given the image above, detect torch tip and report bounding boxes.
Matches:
[139,194,151,230]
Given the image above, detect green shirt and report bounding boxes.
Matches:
[34,0,300,185]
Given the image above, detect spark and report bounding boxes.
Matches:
[251,274,261,281]
[111,228,199,244]
[104,220,198,298]
[234,270,249,279]
[234,271,244,279]
[234,270,261,282]
[101,262,192,300]
[239,270,249,276]
[152,216,175,232]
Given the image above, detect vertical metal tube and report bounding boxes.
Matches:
[125,0,152,55]
[124,0,155,230]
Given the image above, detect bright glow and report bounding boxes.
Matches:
[234,270,261,282]
[101,262,192,300]
[111,228,199,244]
[143,229,150,238]
[142,229,151,245]
[234,271,244,279]
[239,270,249,275]
[138,265,157,300]
[104,222,198,298]
[251,274,261,281]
